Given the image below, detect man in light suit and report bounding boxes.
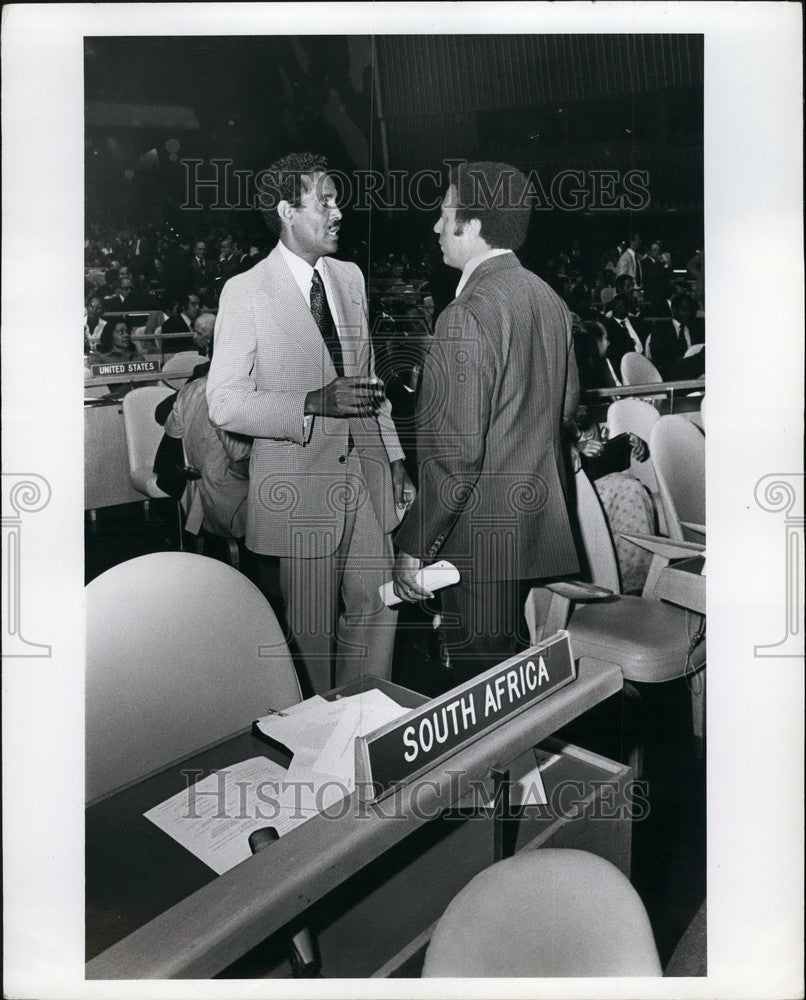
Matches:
[207,153,414,694]
[393,162,579,682]
[616,233,643,289]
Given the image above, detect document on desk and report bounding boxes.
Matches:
[256,689,409,786]
[144,756,293,875]
[144,691,410,874]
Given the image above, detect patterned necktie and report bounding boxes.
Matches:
[310,269,344,377]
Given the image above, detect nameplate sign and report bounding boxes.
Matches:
[90,360,161,377]
[355,630,576,801]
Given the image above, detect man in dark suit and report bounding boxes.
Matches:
[640,240,673,312]
[393,162,579,681]
[649,292,705,380]
[160,291,201,352]
[216,235,249,289]
[603,294,648,372]
[188,240,214,293]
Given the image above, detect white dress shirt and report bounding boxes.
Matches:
[605,357,622,386]
[278,239,341,322]
[622,316,644,353]
[455,248,512,298]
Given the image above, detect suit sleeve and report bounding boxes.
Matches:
[206,280,310,442]
[372,341,405,464]
[394,302,494,561]
[562,310,580,424]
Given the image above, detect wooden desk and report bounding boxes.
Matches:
[656,555,706,615]
[87,659,623,979]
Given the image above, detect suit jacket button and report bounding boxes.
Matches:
[339,455,347,464]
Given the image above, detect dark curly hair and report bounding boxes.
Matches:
[257,152,329,236]
[97,316,137,353]
[450,161,531,251]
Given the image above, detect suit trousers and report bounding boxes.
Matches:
[438,576,531,684]
[277,453,397,696]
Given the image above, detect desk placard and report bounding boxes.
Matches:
[90,360,161,377]
[355,630,576,801]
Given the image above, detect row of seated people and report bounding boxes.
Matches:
[573,290,705,385]
[84,291,213,360]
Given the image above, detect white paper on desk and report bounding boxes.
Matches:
[254,695,344,755]
[311,689,409,782]
[144,756,293,875]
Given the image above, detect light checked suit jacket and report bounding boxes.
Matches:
[206,244,403,558]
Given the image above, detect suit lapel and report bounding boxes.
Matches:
[321,258,365,377]
[258,247,330,369]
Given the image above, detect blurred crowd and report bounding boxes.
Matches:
[85,221,705,392]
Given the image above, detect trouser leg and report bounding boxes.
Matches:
[439,577,529,683]
[278,542,341,697]
[334,462,398,687]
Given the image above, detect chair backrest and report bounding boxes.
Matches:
[650,415,705,541]
[621,351,663,385]
[86,552,302,802]
[422,849,662,977]
[606,399,664,530]
[699,395,706,431]
[161,351,206,390]
[572,466,622,592]
[121,385,175,474]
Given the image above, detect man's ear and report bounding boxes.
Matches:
[466,217,483,240]
[277,199,294,227]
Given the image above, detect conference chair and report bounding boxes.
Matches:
[621,350,663,386]
[606,397,667,534]
[122,385,184,548]
[86,552,312,976]
[525,466,706,771]
[160,350,207,391]
[422,849,662,977]
[86,551,301,802]
[650,415,705,542]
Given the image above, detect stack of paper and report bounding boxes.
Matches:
[144,689,408,875]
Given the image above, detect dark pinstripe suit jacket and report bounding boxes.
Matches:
[395,253,580,582]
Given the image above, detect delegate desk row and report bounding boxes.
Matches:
[86,647,629,979]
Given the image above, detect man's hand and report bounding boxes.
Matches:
[392,550,432,603]
[577,437,603,458]
[391,460,416,512]
[304,377,385,417]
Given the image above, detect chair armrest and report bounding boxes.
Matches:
[620,533,705,559]
[680,521,706,536]
[545,579,614,601]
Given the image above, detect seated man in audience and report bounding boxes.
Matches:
[160,338,252,541]
[603,293,647,371]
[160,291,202,352]
[649,291,705,380]
[216,235,248,288]
[155,311,215,426]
